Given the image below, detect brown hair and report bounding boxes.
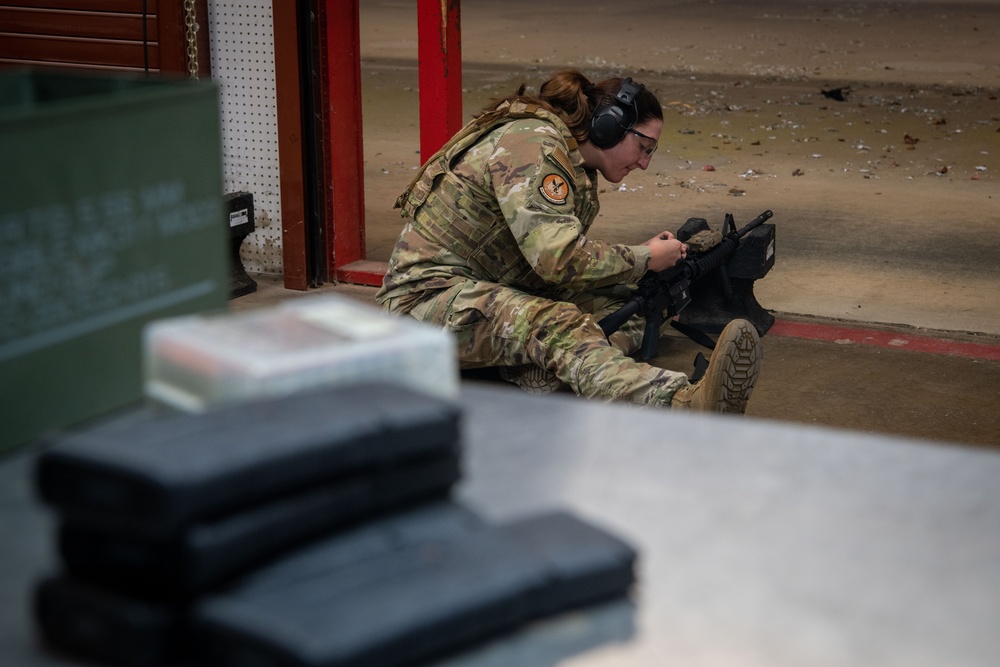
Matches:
[480,68,662,144]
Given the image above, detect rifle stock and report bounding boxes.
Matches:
[597,298,642,336]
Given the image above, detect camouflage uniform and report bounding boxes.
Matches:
[375,101,689,406]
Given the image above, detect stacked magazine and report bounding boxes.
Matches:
[33,382,636,667]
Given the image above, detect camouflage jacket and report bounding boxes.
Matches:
[375,100,651,308]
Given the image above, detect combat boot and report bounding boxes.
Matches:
[498,364,566,394]
[670,318,762,414]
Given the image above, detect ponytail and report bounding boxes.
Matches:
[479,69,662,144]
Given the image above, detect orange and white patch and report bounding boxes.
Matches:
[539,173,569,205]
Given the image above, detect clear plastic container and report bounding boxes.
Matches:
[143,295,459,412]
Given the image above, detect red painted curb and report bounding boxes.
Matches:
[769,319,1000,361]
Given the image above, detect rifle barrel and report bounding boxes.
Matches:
[735,209,773,239]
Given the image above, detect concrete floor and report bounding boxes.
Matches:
[231,274,1000,450]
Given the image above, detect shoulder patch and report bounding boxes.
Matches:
[539,173,569,205]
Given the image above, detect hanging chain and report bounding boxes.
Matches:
[184,0,200,79]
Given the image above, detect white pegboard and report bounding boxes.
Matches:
[207,0,283,274]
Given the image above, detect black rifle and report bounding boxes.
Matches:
[598,209,774,360]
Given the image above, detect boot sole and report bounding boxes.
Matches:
[703,320,762,413]
[498,365,565,394]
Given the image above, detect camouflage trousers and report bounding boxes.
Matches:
[383,279,690,407]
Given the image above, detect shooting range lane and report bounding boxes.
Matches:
[352,0,1000,447]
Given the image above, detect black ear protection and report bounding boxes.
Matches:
[589,77,645,149]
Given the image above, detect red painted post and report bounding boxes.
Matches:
[325,0,367,279]
[417,0,463,161]
[322,0,464,287]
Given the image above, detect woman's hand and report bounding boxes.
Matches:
[642,231,688,272]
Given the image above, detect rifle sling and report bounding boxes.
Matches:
[670,320,718,352]
[689,352,710,383]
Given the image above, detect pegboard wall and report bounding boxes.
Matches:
[207,0,283,275]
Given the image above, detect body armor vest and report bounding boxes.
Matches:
[395,101,599,290]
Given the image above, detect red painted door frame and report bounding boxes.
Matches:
[274,0,461,289]
[325,0,462,287]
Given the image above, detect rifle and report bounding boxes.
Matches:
[598,209,774,360]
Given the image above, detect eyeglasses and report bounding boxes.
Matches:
[627,128,658,157]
